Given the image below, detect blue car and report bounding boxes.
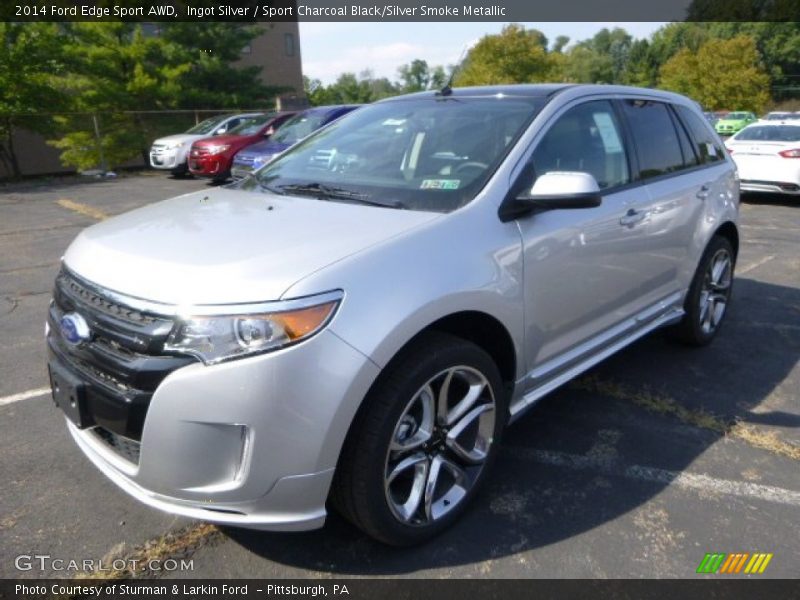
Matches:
[231,105,361,179]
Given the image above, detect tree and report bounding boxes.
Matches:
[48,23,189,170]
[551,35,570,54]
[398,59,431,93]
[659,36,770,112]
[160,23,286,108]
[563,28,632,84]
[622,39,659,87]
[0,23,67,177]
[47,23,283,171]
[706,22,800,93]
[454,24,560,86]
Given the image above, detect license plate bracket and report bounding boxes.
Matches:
[48,360,94,429]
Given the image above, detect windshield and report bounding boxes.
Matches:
[228,114,273,136]
[241,96,546,213]
[727,112,750,120]
[734,125,800,142]
[185,115,228,135]
[765,113,791,120]
[270,111,335,144]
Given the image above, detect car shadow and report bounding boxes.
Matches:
[222,277,799,574]
[741,191,799,208]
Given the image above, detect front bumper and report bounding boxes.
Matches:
[188,154,229,177]
[231,162,257,180]
[149,147,186,170]
[59,330,380,530]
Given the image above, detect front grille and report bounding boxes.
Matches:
[93,427,141,465]
[57,271,158,325]
[48,268,196,446]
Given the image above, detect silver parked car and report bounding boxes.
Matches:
[47,85,739,545]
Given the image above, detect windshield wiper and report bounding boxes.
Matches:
[272,182,407,209]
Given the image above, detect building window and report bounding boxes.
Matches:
[284,33,295,56]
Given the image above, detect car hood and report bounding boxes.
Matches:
[63,188,441,306]
[237,140,291,157]
[717,119,744,125]
[194,133,255,147]
[153,133,206,145]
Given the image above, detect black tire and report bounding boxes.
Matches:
[669,235,735,346]
[170,163,189,178]
[211,171,230,185]
[332,331,507,546]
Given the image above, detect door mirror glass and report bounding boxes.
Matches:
[215,126,227,135]
[264,126,275,137]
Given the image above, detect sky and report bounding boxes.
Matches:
[298,22,669,85]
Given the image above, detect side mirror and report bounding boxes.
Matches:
[264,126,275,137]
[499,171,602,221]
[215,127,226,135]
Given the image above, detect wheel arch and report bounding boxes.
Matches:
[714,221,740,260]
[328,309,519,487]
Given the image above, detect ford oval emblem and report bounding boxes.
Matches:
[60,313,91,345]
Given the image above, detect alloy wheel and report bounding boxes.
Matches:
[383,366,496,526]
[698,248,732,335]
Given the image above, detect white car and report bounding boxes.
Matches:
[726,122,800,195]
[759,111,794,123]
[149,113,263,176]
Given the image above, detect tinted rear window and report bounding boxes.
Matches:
[734,125,800,142]
[622,100,685,179]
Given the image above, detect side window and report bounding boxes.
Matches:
[671,108,700,168]
[621,100,685,179]
[530,100,630,189]
[674,105,725,164]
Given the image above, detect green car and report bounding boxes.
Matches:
[715,111,757,135]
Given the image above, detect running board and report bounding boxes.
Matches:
[509,306,684,421]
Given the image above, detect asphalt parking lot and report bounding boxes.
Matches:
[0,171,798,579]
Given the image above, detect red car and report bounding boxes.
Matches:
[188,112,295,183]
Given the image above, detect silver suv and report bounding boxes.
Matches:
[47,85,739,545]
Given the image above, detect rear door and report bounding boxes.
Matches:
[616,99,710,304]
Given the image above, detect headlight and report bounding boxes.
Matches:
[166,141,185,150]
[164,291,342,364]
[206,144,231,155]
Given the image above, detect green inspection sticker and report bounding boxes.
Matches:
[420,179,460,190]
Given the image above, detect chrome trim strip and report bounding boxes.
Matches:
[61,265,343,317]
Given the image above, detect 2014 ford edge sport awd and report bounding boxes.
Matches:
[47,85,739,546]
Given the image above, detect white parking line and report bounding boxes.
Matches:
[0,387,50,407]
[738,255,775,275]
[505,447,800,507]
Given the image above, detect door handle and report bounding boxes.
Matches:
[696,184,711,200]
[620,208,646,227]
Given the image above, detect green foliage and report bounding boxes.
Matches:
[0,23,67,176]
[454,24,560,86]
[398,59,432,92]
[160,23,286,108]
[44,23,285,171]
[562,28,633,84]
[659,36,771,112]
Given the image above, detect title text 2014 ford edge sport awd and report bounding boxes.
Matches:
[47,85,739,545]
